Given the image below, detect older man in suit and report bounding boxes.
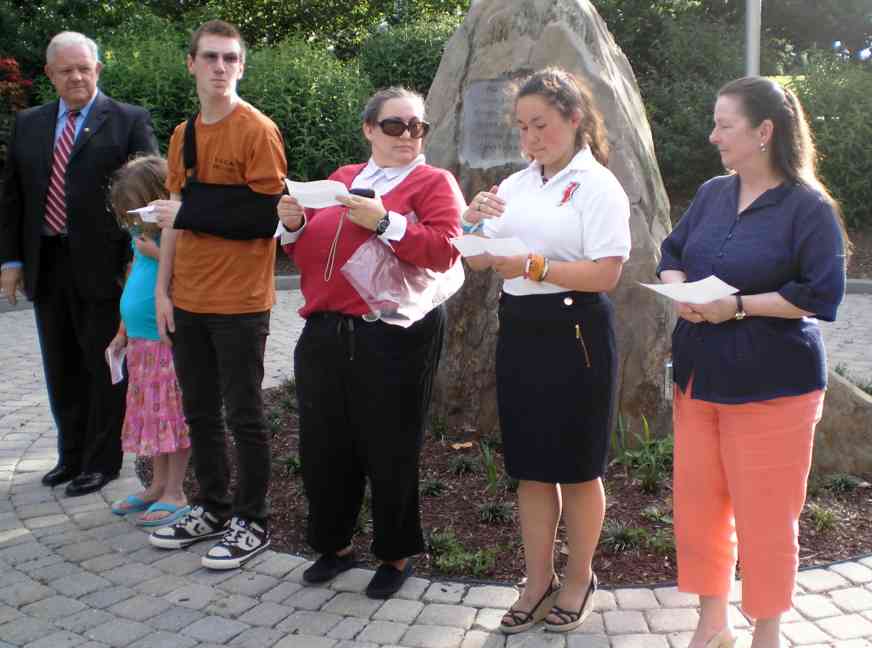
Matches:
[0,31,158,496]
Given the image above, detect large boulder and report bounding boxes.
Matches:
[426,0,675,440]
[813,372,872,475]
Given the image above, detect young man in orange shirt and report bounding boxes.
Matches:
[147,20,287,569]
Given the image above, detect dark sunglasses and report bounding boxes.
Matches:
[200,51,241,65]
[378,117,430,139]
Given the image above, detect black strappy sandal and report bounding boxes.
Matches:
[499,575,561,634]
[544,572,598,633]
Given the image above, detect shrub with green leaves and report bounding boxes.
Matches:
[478,501,513,524]
[420,478,447,497]
[791,56,872,230]
[647,528,676,556]
[358,15,460,96]
[243,39,372,180]
[429,529,498,577]
[600,521,650,553]
[613,416,674,494]
[448,454,479,476]
[805,502,836,533]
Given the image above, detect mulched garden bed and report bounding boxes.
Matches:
[265,223,872,586]
[259,381,872,588]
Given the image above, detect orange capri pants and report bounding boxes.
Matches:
[673,381,824,619]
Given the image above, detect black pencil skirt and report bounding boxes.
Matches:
[496,291,617,484]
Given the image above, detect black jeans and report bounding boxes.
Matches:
[294,305,445,561]
[171,307,271,524]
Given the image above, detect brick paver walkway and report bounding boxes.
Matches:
[1,290,871,648]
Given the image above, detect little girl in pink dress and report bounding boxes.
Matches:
[106,156,191,527]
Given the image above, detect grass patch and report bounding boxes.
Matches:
[429,529,499,577]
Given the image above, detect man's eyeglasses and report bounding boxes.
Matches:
[200,52,241,65]
[377,118,430,139]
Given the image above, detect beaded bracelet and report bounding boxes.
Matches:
[460,215,483,234]
[525,253,546,281]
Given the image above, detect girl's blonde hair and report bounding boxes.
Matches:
[109,155,168,238]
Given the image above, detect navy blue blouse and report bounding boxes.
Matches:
[657,174,846,404]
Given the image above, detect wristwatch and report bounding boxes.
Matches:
[375,213,390,236]
[734,294,746,320]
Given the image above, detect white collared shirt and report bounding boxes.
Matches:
[483,147,631,296]
[350,155,426,241]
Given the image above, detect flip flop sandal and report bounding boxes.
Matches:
[137,502,191,528]
[111,494,153,516]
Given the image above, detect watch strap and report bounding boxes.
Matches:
[375,213,390,236]
[734,294,746,320]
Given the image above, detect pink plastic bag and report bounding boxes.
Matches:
[341,213,464,328]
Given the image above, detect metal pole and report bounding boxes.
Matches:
[746,0,762,76]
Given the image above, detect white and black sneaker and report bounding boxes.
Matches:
[201,517,270,570]
[149,505,227,550]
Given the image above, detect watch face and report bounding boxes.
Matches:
[376,216,389,235]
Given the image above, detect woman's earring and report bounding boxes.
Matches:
[760,141,767,153]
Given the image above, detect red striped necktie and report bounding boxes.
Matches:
[44,109,80,234]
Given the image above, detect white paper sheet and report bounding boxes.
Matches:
[285,179,350,209]
[639,275,738,304]
[127,206,158,223]
[450,235,529,258]
[105,346,126,385]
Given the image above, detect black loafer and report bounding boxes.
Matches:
[64,471,119,497]
[42,464,80,487]
[365,560,413,599]
[303,552,356,584]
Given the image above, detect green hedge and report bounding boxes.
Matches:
[243,39,372,180]
[790,57,872,230]
[358,15,461,96]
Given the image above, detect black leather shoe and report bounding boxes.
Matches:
[366,560,413,599]
[64,472,119,497]
[303,552,357,584]
[42,464,80,487]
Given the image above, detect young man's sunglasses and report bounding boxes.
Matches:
[377,118,431,139]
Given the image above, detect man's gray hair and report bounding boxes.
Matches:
[46,32,100,64]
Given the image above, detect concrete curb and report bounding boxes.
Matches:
[847,278,872,294]
[1,275,868,314]
[0,274,303,314]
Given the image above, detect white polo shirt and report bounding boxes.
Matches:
[483,146,631,296]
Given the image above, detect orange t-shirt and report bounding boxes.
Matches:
[166,100,287,314]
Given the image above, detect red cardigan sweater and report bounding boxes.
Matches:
[283,163,463,319]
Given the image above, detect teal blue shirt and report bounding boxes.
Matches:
[120,241,159,340]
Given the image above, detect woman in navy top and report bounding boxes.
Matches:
[658,77,848,648]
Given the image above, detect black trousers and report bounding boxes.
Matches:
[171,307,271,524]
[33,236,124,475]
[294,305,445,561]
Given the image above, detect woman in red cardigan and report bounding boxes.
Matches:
[277,87,463,599]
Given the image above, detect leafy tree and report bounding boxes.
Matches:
[203,0,468,57]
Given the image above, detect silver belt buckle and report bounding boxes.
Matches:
[362,310,381,323]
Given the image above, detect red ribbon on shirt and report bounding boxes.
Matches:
[559,181,580,206]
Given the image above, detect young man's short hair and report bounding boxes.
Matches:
[189,20,246,62]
